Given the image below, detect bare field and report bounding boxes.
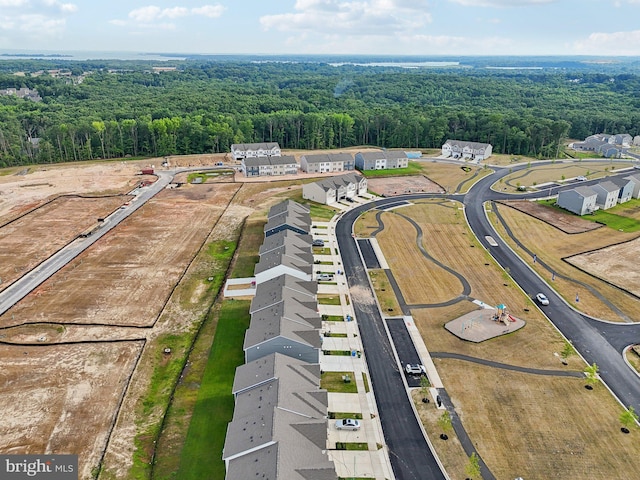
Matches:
[498,161,635,193]
[498,200,602,234]
[0,341,144,479]
[376,210,463,304]
[436,360,640,480]
[0,184,240,328]
[353,210,382,237]
[0,162,148,221]
[366,175,443,197]
[492,204,640,321]
[0,195,128,292]
[421,161,492,193]
[566,237,640,297]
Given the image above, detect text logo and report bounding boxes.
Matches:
[0,455,77,479]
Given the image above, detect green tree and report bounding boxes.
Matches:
[619,406,639,432]
[465,452,481,480]
[560,341,575,363]
[420,375,431,400]
[437,410,452,433]
[584,363,599,388]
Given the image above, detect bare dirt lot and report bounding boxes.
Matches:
[0,341,144,480]
[566,237,640,297]
[0,184,239,328]
[0,195,128,292]
[367,175,443,197]
[497,200,602,234]
[0,162,149,222]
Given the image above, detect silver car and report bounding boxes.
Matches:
[335,418,361,431]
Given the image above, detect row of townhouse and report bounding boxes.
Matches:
[557,173,640,215]
[571,133,640,158]
[241,155,299,177]
[302,172,368,205]
[441,139,493,161]
[233,143,413,177]
[223,200,338,480]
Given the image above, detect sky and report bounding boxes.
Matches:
[1,0,640,56]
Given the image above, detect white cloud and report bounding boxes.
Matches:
[0,0,28,6]
[192,5,226,18]
[123,4,225,26]
[448,0,555,6]
[260,0,431,35]
[18,13,65,34]
[43,0,78,13]
[573,30,640,55]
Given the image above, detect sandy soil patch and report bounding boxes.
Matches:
[0,195,128,292]
[367,175,443,197]
[498,200,602,234]
[565,237,640,297]
[0,184,239,328]
[0,163,147,221]
[0,341,144,479]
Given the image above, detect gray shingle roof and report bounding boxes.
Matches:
[254,247,314,276]
[303,153,354,164]
[244,298,322,350]
[264,211,311,235]
[444,139,492,150]
[312,172,365,192]
[269,155,298,166]
[259,229,312,255]
[268,200,310,219]
[251,274,317,313]
[573,186,597,198]
[232,352,321,396]
[593,180,621,193]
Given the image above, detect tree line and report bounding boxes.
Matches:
[1,60,639,167]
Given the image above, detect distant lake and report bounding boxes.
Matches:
[0,51,186,61]
[329,61,460,68]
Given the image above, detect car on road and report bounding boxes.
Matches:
[335,418,360,431]
[405,363,425,375]
[312,239,325,247]
[536,293,550,306]
[576,176,587,181]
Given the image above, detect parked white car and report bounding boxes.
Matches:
[405,364,425,375]
[335,418,361,431]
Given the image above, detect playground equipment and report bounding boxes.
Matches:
[493,303,517,326]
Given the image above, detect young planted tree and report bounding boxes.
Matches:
[584,363,599,389]
[465,452,481,480]
[619,406,639,434]
[560,341,575,364]
[437,410,452,440]
[420,375,431,402]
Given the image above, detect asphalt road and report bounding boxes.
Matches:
[466,166,640,413]
[337,204,447,480]
[337,160,640,478]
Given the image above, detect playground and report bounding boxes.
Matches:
[445,303,525,342]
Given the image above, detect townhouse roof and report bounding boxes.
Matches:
[443,139,492,150]
[357,150,408,160]
[259,229,312,255]
[232,352,321,396]
[254,246,314,276]
[571,186,597,198]
[268,200,310,219]
[302,153,354,164]
[244,299,322,350]
[312,172,366,192]
[251,274,317,313]
[269,155,298,166]
[609,177,633,189]
[232,142,280,151]
[225,443,337,480]
[593,180,621,193]
[264,211,311,235]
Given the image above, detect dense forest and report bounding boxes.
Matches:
[1,57,640,167]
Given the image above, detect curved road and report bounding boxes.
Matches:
[336,161,640,479]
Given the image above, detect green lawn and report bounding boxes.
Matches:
[321,371,358,393]
[175,300,251,480]
[539,198,640,232]
[360,161,425,178]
